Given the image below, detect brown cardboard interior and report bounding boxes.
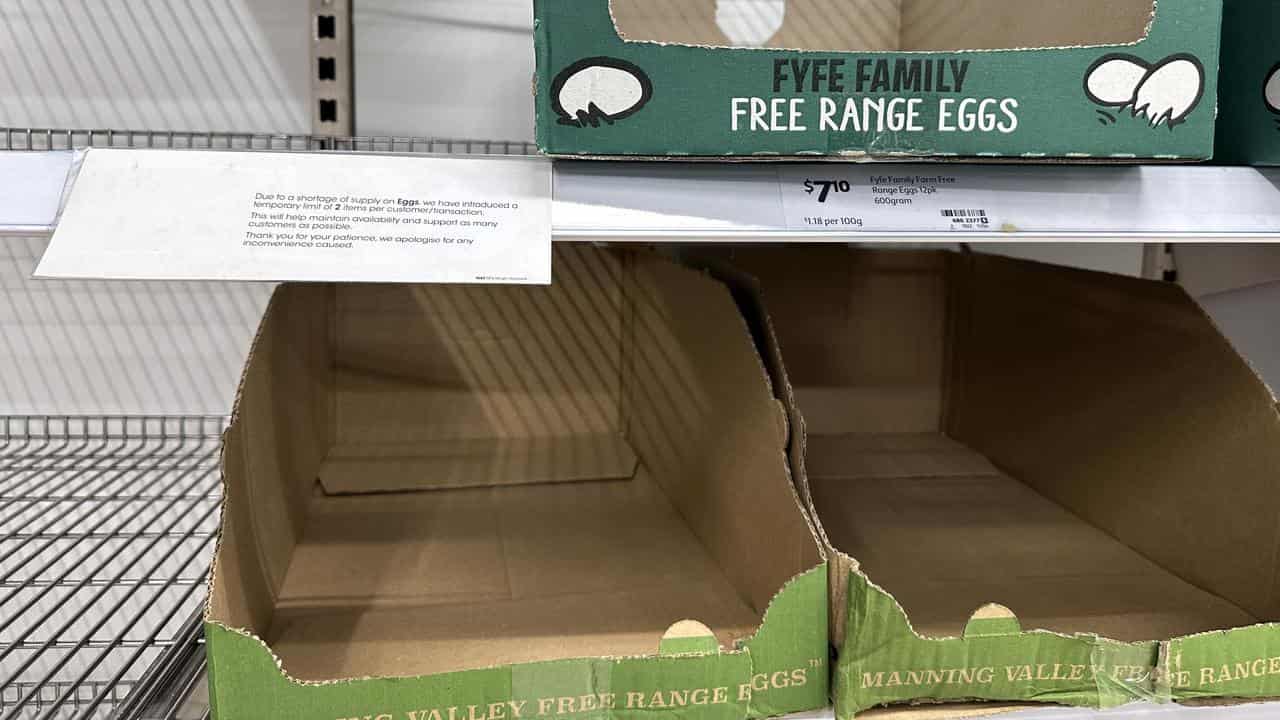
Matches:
[725,247,1280,643]
[609,0,1153,52]
[208,246,820,680]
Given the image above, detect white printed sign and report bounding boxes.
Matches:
[37,149,552,284]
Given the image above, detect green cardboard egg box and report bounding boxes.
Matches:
[534,0,1223,160]
[1217,0,1280,164]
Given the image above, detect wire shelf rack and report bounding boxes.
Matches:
[0,416,224,720]
[0,128,536,157]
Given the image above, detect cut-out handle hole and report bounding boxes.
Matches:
[963,604,1022,639]
[319,99,338,123]
[609,0,1155,52]
[317,14,336,39]
[659,620,720,656]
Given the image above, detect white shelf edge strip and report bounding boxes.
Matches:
[1,151,77,233]
[4,150,1280,240]
[550,161,1280,239]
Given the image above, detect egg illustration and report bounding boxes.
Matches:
[1084,55,1150,107]
[1265,62,1280,115]
[1133,56,1205,127]
[551,57,653,128]
[1084,53,1204,128]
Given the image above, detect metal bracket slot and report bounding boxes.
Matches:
[312,0,355,137]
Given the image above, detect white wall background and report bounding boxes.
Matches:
[354,0,535,141]
[0,0,310,133]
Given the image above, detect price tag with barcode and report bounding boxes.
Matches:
[778,166,998,233]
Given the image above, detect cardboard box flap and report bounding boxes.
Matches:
[946,253,1280,622]
[608,0,1152,51]
[623,251,824,613]
[318,434,639,494]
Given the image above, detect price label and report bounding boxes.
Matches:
[780,166,998,233]
[802,179,852,203]
[779,166,1010,234]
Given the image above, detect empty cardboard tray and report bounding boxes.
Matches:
[724,247,1280,718]
[204,246,829,720]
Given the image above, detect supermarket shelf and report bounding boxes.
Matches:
[0,416,223,720]
[551,161,1280,240]
[112,612,209,720]
[0,127,536,155]
[4,128,1280,242]
[0,129,537,239]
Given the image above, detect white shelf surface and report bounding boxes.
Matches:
[5,151,1280,241]
[551,161,1280,240]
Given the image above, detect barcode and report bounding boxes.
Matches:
[941,209,987,218]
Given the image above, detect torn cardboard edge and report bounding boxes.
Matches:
[835,569,1164,711]
[676,251,830,552]
[204,563,827,688]
[700,246,1280,719]
[203,246,830,720]
[202,569,832,720]
[835,567,1280,717]
[203,569,831,720]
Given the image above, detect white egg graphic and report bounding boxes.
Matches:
[1265,63,1280,114]
[1085,55,1150,106]
[553,59,652,127]
[1133,57,1204,127]
[715,0,787,47]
